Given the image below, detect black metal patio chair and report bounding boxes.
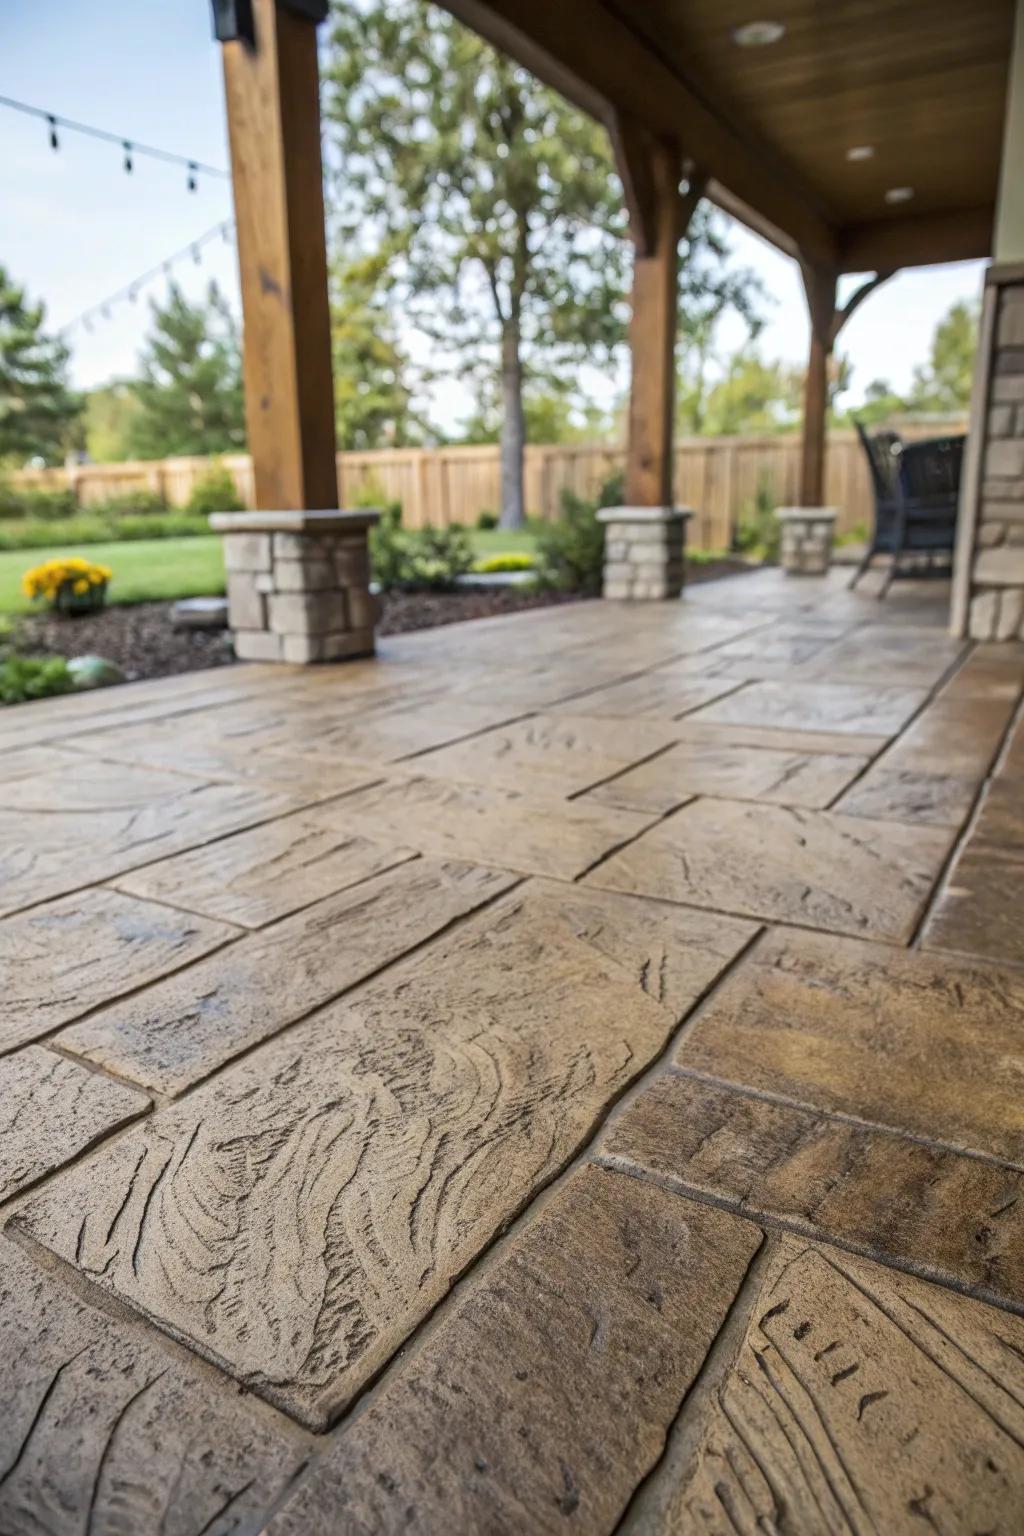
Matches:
[850,422,965,596]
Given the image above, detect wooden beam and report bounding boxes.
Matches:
[828,270,894,348]
[798,265,837,508]
[609,112,660,257]
[626,139,685,507]
[220,0,338,511]
[437,0,838,271]
[838,206,993,272]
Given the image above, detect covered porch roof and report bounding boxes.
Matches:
[441,0,1010,271]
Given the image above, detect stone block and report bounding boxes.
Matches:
[983,498,1024,522]
[272,531,321,560]
[226,573,266,631]
[996,346,1024,375]
[974,547,1024,585]
[998,292,1024,348]
[233,629,284,662]
[345,586,381,630]
[330,538,371,586]
[281,628,375,664]
[996,587,1024,640]
[223,533,272,573]
[255,571,275,594]
[1008,527,1024,545]
[986,439,1024,478]
[603,561,634,583]
[603,579,632,600]
[272,557,338,592]
[605,539,628,561]
[993,374,1024,403]
[977,522,1006,547]
[989,404,1017,437]
[268,590,348,636]
[969,589,999,640]
[983,477,1024,502]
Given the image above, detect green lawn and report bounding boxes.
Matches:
[0,536,227,616]
[0,527,540,615]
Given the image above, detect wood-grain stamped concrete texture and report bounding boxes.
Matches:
[2,567,1024,1534]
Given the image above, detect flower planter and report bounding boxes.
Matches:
[54,580,108,617]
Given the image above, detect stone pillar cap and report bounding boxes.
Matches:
[775,506,839,521]
[210,508,383,533]
[596,505,694,524]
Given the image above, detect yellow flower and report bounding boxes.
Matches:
[22,556,113,606]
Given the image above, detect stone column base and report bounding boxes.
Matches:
[210,509,381,663]
[776,507,837,575]
[597,506,693,600]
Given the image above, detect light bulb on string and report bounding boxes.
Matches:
[123,140,133,174]
[129,284,139,304]
[187,161,198,193]
[47,115,59,151]
[192,243,202,265]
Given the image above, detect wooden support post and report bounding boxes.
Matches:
[799,265,836,509]
[219,0,338,511]
[798,264,894,507]
[615,118,701,507]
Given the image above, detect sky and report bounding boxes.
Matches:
[2,0,988,434]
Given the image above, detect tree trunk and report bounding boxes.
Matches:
[499,320,526,529]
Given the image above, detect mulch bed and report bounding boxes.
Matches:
[14,557,755,685]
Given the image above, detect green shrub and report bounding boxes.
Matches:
[476,510,498,530]
[88,489,168,517]
[837,521,868,547]
[533,487,605,594]
[474,552,535,573]
[185,463,244,517]
[368,503,406,591]
[733,476,780,564]
[0,485,78,523]
[411,525,475,587]
[0,513,209,551]
[370,509,475,592]
[0,654,75,705]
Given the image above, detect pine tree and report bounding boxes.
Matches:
[0,265,80,464]
[126,282,246,460]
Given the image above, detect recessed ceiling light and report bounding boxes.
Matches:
[884,186,914,204]
[732,20,786,47]
[846,145,874,162]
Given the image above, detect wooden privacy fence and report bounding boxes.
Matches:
[10,426,964,552]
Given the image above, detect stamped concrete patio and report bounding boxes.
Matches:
[2,566,1024,1534]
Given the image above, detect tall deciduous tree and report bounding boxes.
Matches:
[0,265,80,464]
[323,0,627,527]
[126,282,245,460]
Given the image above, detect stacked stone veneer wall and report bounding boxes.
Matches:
[211,510,380,663]
[969,274,1024,639]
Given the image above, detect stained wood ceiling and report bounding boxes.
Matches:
[442,0,1014,270]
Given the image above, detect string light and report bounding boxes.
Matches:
[0,94,229,184]
[56,220,236,338]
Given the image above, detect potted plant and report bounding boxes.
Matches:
[22,557,112,616]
